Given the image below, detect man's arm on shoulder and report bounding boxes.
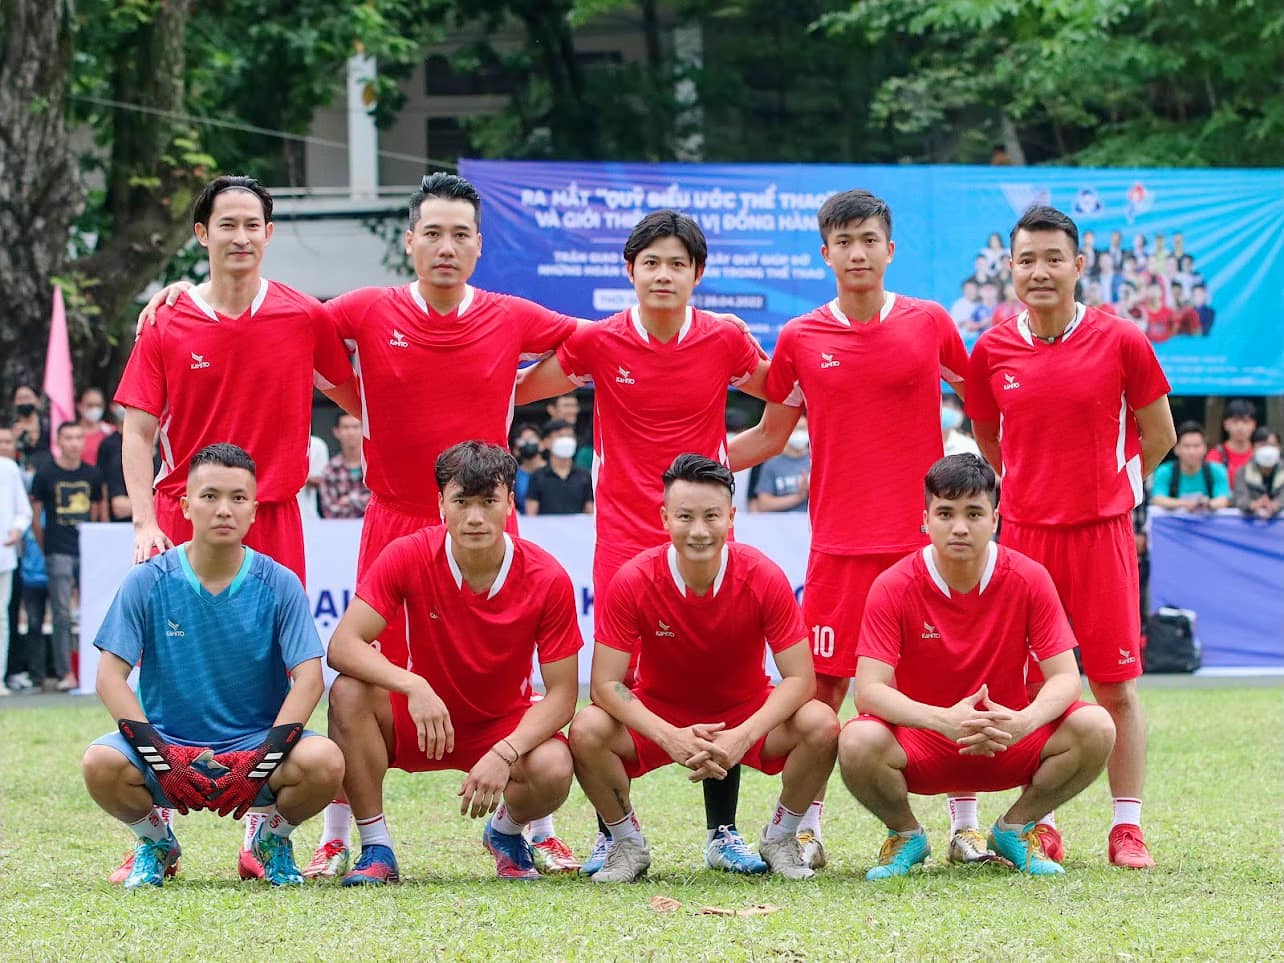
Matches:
[728,402,800,471]
[1135,396,1176,478]
[514,351,577,405]
[734,358,772,402]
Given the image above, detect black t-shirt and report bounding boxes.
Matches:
[527,465,594,515]
[97,431,127,500]
[31,462,103,556]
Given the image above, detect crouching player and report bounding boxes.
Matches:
[839,454,1115,878]
[81,444,344,889]
[325,442,580,884]
[569,455,839,883]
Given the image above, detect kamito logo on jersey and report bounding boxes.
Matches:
[820,352,841,369]
[166,619,186,638]
[921,621,941,639]
[655,620,675,637]
[615,366,636,385]
[1002,373,1021,391]
[189,353,210,370]
[388,329,410,348]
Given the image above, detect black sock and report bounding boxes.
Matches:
[703,765,741,832]
[597,812,608,836]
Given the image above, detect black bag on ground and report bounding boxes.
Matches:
[1144,607,1201,673]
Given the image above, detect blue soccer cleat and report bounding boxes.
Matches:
[251,826,304,886]
[483,818,540,880]
[866,828,931,880]
[705,825,768,875]
[580,832,612,877]
[989,821,1066,875]
[123,830,182,891]
[341,844,401,886]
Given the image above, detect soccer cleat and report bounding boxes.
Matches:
[1108,824,1155,869]
[758,829,816,880]
[591,836,651,884]
[705,826,768,875]
[302,839,351,879]
[1031,823,1065,863]
[109,848,181,886]
[580,832,612,876]
[866,829,931,880]
[483,819,541,880]
[796,829,827,870]
[123,831,182,890]
[251,828,304,886]
[341,844,401,886]
[237,848,265,880]
[988,821,1065,875]
[530,834,581,874]
[947,828,1003,864]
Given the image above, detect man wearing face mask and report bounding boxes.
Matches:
[76,387,115,466]
[509,424,545,515]
[753,417,812,513]
[941,394,979,457]
[526,421,593,516]
[1232,427,1283,519]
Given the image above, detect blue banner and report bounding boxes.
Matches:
[462,160,1284,394]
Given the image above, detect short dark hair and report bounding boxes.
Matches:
[623,210,707,270]
[817,189,892,242]
[78,386,104,402]
[1176,420,1206,442]
[509,421,541,447]
[1252,426,1280,445]
[1010,205,1079,253]
[55,421,80,437]
[924,453,999,508]
[541,418,573,439]
[1225,399,1256,420]
[193,175,273,227]
[333,411,360,429]
[189,442,256,476]
[435,441,516,497]
[662,453,734,497]
[409,173,481,228]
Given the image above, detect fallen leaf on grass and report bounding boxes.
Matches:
[649,896,682,913]
[698,904,780,918]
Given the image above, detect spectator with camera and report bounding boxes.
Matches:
[1150,421,1230,513]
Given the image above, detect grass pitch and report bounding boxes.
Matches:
[1,683,1280,962]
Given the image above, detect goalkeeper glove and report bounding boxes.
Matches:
[208,723,304,819]
[116,719,217,815]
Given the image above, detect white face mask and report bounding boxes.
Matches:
[1254,445,1281,469]
[83,406,104,423]
[788,430,810,451]
[550,436,577,459]
[940,405,964,431]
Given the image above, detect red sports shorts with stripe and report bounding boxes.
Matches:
[155,491,306,584]
[804,550,907,679]
[849,701,1091,796]
[1002,514,1142,683]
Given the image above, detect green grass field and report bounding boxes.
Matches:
[1,684,1280,962]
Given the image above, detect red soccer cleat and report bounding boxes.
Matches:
[237,848,265,880]
[1030,823,1065,863]
[1108,824,1155,869]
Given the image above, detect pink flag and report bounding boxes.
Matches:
[43,284,76,449]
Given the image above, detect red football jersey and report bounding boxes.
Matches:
[765,294,968,554]
[115,280,353,503]
[597,542,807,725]
[965,304,1171,525]
[357,525,582,726]
[325,284,578,510]
[857,544,1076,710]
[556,307,759,554]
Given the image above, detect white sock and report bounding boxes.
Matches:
[763,800,805,842]
[527,814,555,840]
[605,810,642,844]
[127,808,169,842]
[320,801,352,846]
[1112,798,1142,829]
[948,795,979,833]
[798,800,823,836]
[1037,812,1057,830]
[243,810,267,848]
[263,809,296,839]
[996,816,1025,832]
[490,803,524,837]
[157,807,174,826]
[356,813,393,849]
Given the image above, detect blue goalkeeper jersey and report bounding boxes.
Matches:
[95,544,322,752]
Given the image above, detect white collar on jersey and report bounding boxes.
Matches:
[410,282,476,318]
[185,278,269,321]
[667,543,729,598]
[1017,301,1085,346]
[827,291,896,327]
[922,541,997,599]
[630,305,693,344]
[444,531,515,599]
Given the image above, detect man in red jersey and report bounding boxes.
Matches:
[966,205,1175,869]
[728,190,968,865]
[324,442,581,884]
[515,210,773,875]
[569,455,838,883]
[840,454,1115,878]
[113,175,359,883]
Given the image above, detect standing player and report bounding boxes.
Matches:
[112,175,358,882]
[569,455,839,882]
[840,454,1115,878]
[81,445,344,888]
[515,210,772,875]
[324,442,581,884]
[728,190,968,865]
[965,205,1175,868]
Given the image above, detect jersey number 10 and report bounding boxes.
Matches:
[811,625,835,659]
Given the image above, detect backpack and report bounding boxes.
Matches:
[19,528,47,588]
[1143,607,1201,673]
[1167,461,1214,498]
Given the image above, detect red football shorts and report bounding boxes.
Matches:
[622,692,786,779]
[387,701,564,773]
[850,701,1091,796]
[155,491,305,585]
[357,495,440,668]
[1003,514,1142,683]
[803,550,907,679]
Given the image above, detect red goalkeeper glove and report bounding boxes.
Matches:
[116,719,217,815]
[208,723,304,819]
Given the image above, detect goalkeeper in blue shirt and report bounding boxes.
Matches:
[81,443,344,889]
